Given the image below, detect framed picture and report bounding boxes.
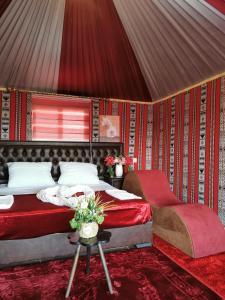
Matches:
[99,115,120,142]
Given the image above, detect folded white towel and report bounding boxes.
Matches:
[36,185,95,207]
[57,185,95,198]
[0,195,14,209]
[105,189,142,200]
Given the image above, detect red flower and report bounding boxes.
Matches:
[125,156,133,166]
[104,156,115,166]
[105,155,133,167]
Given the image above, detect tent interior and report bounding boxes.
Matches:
[0,0,225,299]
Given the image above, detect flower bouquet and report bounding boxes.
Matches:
[104,155,133,177]
[70,194,113,238]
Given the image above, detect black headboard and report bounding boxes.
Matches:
[0,141,123,184]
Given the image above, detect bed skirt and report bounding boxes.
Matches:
[0,222,152,268]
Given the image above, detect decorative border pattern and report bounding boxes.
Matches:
[128,104,136,157]
[219,77,225,225]
[198,84,207,203]
[26,93,32,141]
[92,99,100,142]
[146,105,152,169]
[0,92,10,140]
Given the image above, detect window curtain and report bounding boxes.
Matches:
[32,94,91,142]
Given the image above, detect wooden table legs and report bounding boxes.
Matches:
[86,246,91,274]
[65,242,113,298]
[65,244,81,298]
[98,243,113,294]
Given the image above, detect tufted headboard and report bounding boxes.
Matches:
[0,141,123,184]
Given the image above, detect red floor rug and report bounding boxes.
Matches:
[154,235,225,299]
[0,247,221,300]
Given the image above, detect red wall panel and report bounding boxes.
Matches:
[151,76,225,223]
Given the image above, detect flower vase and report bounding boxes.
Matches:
[79,222,99,239]
[115,163,123,177]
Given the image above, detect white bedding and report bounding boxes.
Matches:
[105,189,142,200]
[0,195,14,209]
[0,180,115,195]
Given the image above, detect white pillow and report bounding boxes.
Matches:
[58,162,100,186]
[7,162,55,188]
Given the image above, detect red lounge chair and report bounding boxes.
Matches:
[123,170,225,258]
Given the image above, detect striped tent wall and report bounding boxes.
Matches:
[1,76,225,224]
[0,91,32,141]
[92,99,153,170]
[151,76,225,225]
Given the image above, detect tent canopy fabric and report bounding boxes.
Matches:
[0,0,224,102]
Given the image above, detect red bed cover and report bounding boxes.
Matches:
[0,192,151,239]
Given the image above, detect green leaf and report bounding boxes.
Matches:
[96,215,104,224]
[70,218,78,229]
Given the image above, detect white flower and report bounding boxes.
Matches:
[80,200,89,209]
[66,197,79,208]
[101,117,112,129]
[106,126,117,138]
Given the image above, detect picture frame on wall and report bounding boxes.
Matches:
[99,115,120,142]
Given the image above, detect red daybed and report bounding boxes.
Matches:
[123,170,225,258]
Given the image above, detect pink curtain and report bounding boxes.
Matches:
[58,0,151,101]
[32,94,91,141]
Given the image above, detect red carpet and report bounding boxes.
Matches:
[0,247,221,300]
[154,235,225,299]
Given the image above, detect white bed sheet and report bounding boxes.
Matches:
[0,180,115,195]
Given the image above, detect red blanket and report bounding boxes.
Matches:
[0,192,151,239]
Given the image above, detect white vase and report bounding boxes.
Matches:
[115,163,123,177]
[79,222,99,239]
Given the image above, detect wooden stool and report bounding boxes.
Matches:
[65,231,113,298]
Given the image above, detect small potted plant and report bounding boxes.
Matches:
[104,155,134,177]
[70,194,113,239]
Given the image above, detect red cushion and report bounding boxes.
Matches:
[135,170,181,207]
[173,204,225,257]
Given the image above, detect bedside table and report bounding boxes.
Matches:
[104,176,124,189]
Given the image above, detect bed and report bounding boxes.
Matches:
[0,141,151,267]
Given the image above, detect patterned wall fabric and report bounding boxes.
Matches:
[151,76,225,225]
[91,99,153,170]
[0,91,32,141]
[1,77,225,224]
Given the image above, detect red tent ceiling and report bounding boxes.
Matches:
[0,0,224,102]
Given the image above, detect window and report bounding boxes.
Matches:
[32,94,91,141]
